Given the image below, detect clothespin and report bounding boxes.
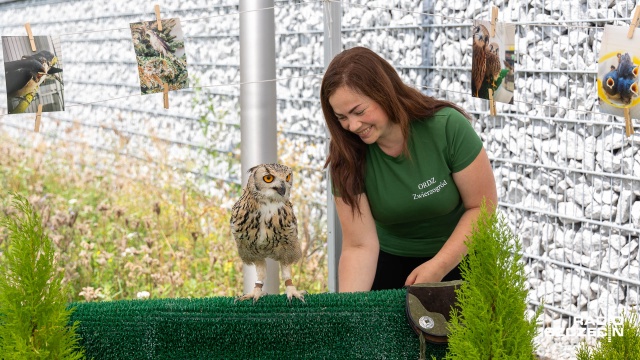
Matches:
[154,4,163,31]
[490,6,499,38]
[34,104,42,132]
[163,83,169,109]
[624,107,634,136]
[628,5,640,39]
[488,89,496,116]
[25,23,36,52]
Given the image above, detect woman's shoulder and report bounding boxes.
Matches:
[413,107,468,129]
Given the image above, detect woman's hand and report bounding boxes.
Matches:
[405,259,448,286]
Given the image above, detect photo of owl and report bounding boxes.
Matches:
[598,25,640,120]
[470,20,516,104]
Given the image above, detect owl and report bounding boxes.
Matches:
[485,42,502,88]
[230,163,305,303]
[472,23,490,97]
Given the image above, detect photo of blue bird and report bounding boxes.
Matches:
[601,52,639,106]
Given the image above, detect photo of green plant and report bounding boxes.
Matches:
[129,18,188,95]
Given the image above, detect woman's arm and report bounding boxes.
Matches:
[335,193,380,292]
[405,148,498,285]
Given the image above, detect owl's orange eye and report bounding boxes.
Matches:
[263,175,274,183]
[286,174,291,182]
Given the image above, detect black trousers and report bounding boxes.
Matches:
[371,249,463,291]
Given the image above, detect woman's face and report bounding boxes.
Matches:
[328,86,392,145]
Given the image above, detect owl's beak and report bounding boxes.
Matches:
[276,184,287,197]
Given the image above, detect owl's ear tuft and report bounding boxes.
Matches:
[247,165,261,174]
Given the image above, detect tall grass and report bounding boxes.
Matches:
[0,133,328,302]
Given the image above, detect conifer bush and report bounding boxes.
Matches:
[575,312,640,360]
[0,193,85,359]
[445,202,539,359]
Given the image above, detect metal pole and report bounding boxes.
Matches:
[239,0,279,296]
[324,0,342,293]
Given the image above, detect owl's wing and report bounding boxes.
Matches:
[271,201,301,265]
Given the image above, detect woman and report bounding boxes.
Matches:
[320,47,498,292]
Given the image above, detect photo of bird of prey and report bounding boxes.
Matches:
[597,25,640,120]
[130,18,188,95]
[230,164,305,303]
[470,20,516,104]
[2,36,64,114]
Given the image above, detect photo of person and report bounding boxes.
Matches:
[2,36,64,114]
[130,18,188,95]
[598,25,640,119]
[470,20,516,104]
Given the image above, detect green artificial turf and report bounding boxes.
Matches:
[69,289,448,359]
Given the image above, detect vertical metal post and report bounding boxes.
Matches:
[324,0,342,293]
[239,0,279,296]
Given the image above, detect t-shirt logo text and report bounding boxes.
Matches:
[413,178,448,200]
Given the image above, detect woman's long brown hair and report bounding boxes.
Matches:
[320,46,472,214]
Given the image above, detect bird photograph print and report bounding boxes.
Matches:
[470,19,516,104]
[2,36,64,114]
[129,18,188,95]
[598,25,640,119]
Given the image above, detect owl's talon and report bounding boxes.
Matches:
[237,286,265,303]
[286,285,306,303]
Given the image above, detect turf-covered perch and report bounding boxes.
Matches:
[69,290,446,359]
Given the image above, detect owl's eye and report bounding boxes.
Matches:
[286,174,291,182]
[263,175,274,183]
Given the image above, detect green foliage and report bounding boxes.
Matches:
[0,193,85,359]
[445,202,540,359]
[0,128,327,302]
[576,312,640,360]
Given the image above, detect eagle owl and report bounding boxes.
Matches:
[230,163,305,302]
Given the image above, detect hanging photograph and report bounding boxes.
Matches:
[130,18,188,95]
[470,20,516,104]
[2,36,64,114]
[598,24,640,118]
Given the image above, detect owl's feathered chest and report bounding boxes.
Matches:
[230,194,298,262]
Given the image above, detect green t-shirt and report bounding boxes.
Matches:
[364,107,483,257]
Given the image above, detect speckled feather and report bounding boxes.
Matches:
[230,163,301,266]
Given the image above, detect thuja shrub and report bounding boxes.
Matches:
[445,201,540,359]
[576,312,640,360]
[0,193,84,359]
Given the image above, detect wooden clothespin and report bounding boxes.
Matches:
[154,4,163,31]
[490,6,499,38]
[25,22,36,52]
[624,107,634,136]
[163,83,169,109]
[34,104,42,132]
[488,89,496,116]
[628,5,640,39]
